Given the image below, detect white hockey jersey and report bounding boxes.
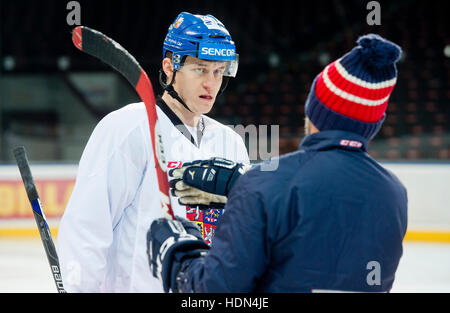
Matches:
[57,101,249,292]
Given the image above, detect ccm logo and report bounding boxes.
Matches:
[340,139,362,148]
[201,47,235,57]
[167,161,183,168]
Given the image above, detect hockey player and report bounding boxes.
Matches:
[147,34,408,293]
[57,12,249,292]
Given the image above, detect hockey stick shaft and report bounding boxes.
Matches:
[72,26,174,220]
[13,146,66,293]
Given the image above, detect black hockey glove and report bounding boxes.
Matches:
[147,216,209,293]
[169,157,251,209]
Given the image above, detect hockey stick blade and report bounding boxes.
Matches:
[13,146,66,293]
[72,26,174,220]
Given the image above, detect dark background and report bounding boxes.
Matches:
[0,0,449,161]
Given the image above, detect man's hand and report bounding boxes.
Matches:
[147,217,209,293]
[169,157,251,209]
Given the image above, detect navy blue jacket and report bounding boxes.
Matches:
[179,130,408,292]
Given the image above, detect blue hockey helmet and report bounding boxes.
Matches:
[163,12,238,77]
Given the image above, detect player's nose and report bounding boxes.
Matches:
[201,72,218,91]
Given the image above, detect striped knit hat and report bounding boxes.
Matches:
[305,34,402,139]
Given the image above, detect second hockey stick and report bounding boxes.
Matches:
[72,26,174,220]
[13,146,66,293]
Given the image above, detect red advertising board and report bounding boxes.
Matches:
[0,179,74,219]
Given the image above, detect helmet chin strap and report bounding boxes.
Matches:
[159,69,193,113]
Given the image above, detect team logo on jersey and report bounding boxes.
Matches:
[204,209,221,225]
[185,207,223,245]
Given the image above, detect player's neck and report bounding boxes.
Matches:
[161,93,201,127]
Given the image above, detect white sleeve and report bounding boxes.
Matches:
[57,113,146,292]
[235,132,250,165]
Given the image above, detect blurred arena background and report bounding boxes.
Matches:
[0,0,449,292]
[1,0,449,161]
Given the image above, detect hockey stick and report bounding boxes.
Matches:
[71,26,175,220]
[13,146,66,293]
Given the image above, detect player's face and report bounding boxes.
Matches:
[174,56,226,114]
[304,117,320,136]
[304,117,310,136]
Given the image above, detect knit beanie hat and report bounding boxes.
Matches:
[305,33,402,140]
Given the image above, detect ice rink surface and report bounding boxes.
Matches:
[0,238,449,293]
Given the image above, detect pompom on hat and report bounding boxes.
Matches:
[305,34,402,139]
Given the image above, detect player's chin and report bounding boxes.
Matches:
[196,96,215,113]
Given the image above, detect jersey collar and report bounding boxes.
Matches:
[156,97,204,148]
[300,130,368,152]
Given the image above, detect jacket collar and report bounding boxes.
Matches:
[299,130,368,152]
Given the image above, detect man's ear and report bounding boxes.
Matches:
[162,58,174,82]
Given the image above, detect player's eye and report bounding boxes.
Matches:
[214,68,225,76]
[193,68,206,74]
